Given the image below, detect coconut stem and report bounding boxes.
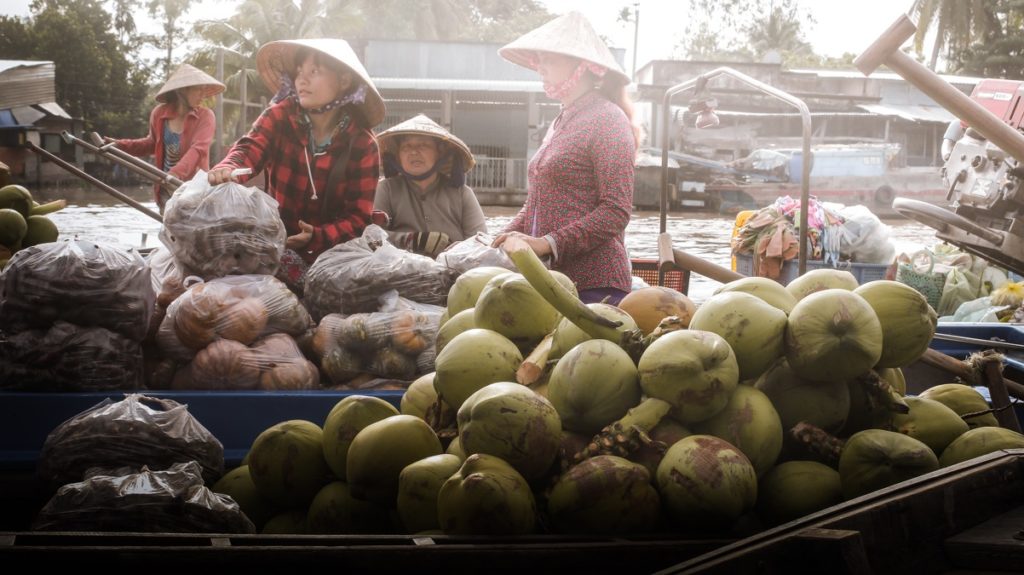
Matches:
[858,370,909,415]
[790,422,845,467]
[572,397,672,463]
[508,247,651,361]
[517,332,554,386]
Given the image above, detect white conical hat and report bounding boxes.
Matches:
[377,114,475,173]
[155,63,225,103]
[498,11,629,86]
[256,38,386,127]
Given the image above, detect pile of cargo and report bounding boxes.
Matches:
[17,242,1024,537]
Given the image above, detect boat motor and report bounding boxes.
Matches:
[856,15,1024,277]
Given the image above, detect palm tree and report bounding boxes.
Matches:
[744,5,813,61]
[911,0,996,71]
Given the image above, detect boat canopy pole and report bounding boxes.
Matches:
[660,67,812,275]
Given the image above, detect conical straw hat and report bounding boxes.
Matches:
[156,63,225,103]
[377,114,475,173]
[256,38,386,127]
[498,11,629,86]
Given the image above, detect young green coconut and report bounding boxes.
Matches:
[505,242,701,464]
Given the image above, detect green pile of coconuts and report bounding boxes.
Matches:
[213,262,1024,536]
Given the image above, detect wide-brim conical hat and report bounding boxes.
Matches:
[378,114,475,173]
[498,11,629,86]
[156,63,225,103]
[256,38,386,127]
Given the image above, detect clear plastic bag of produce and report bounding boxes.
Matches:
[38,394,224,487]
[436,232,516,274]
[159,172,286,279]
[304,224,454,320]
[837,205,896,264]
[0,321,143,391]
[313,296,443,384]
[32,461,255,534]
[0,239,154,341]
[156,274,314,360]
[173,332,320,391]
[147,245,187,309]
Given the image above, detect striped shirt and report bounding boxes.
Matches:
[504,90,635,292]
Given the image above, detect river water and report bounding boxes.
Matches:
[37,182,940,303]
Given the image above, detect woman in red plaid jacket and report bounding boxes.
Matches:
[209,39,385,271]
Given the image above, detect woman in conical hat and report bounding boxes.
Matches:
[374,114,487,257]
[209,39,385,276]
[114,63,225,210]
[492,11,640,305]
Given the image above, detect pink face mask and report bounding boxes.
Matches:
[532,57,607,100]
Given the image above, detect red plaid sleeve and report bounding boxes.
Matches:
[213,104,284,177]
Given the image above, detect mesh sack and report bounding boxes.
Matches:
[304,225,454,320]
[160,172,286,279]
[0,321,143,391]
[0,239,154,341]
[156,274,314,360]
[38,394,224,487]
[32,461,254,534]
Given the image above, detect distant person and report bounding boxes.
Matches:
[207,38,385,288]
[113,63,224,211]
[492,11,639,304]
[374,114,487,257]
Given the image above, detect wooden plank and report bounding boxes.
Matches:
[660,450,1024,574]
[945,503,1024,571]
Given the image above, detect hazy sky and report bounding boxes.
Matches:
[3,0,924,72]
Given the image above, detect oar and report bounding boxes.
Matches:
[25,141,163,223]
[87,132,185,189]
[60,131,184,191]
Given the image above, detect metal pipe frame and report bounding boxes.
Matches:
[660,67,813,274]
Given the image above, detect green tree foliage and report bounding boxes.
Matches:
[948,0,1024,79]
[351,0,552,42]
[22,0,151,136]
[148,0,193,76]
[677,0,821,67]
[0,16,36,59]
[911,0,996,71]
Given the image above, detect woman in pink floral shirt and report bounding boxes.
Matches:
[494,12,638,304]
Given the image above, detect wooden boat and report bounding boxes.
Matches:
[659,447,1024,574]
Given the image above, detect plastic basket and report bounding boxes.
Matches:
[734,253,890,286]
[631,258,690,293]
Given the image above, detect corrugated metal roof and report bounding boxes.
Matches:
[856,103,956,123]
[375,77,544,92]
[0,61,56,109]
[11,105,44,125]
[36,101,70,118]
[790,68,985,86]
[0,60,52,74]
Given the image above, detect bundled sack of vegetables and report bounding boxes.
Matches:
[0,321,143,391]
[304,225,454,320]
[38,394,224,487]
[160,172,286,279]
[33,461,254,534]
[169,332,320,391]
[156,274,314,362]
[0,239,153,341]
[312,296,444,384]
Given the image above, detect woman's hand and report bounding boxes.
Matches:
[286,220,314,250]
[207,167,237,185]
[493,231,551,257]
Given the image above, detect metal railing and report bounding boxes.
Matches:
[466,157,528,192]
